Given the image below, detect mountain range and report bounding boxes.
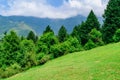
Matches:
[0,15,102,38]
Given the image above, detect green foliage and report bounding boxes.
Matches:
[37,32,58,54]
[43,25,54,34]
[36,53,45,62]
[113,29,120,42]
[84,39,96,50]
[89,28,104,46]
[51,37,82,58]
[0,63,21,78]
[58,25,68,42]
[19,39,37,68]
[71,26,78,37]
[5,42,120,80]
[71,26,81,43]
[67,37,82,52]
[27,31,38,43]
[0,30,82,79]
[102,0,120,43]
[1,31,20,67]
[79,22,87,45]
[80,10,100,45]
[39,55,51,65]
[85,10,100,30]
[51,41,70,58]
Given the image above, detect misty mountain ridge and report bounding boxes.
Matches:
[0,15,102,37]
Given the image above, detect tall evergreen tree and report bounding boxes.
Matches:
[80,10,100,45]
[58,25,68,42]
[85,10,100,31]
[43,25,54,34]
[27,31,37,43]
[71,26,81,43]
[102,0,120,43]
[71,26,78,37]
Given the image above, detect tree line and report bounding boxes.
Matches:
[0,0,120,78]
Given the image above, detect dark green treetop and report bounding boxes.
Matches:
[58,25,68,42]
[102,0,120,43]
[27,31,38,43]
[43,25,54,34]
[80,10,100,45]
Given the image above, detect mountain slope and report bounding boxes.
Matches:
[0,15,102,36]
[6,15,86,34]
[4,42,120,80]
[0,15,86,35]
[0,15,35,38]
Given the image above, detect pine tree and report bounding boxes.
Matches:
[85,10,100,31]
[71,26,78,37]
[80,10,100,45]
[102,0,120,43]
[71,26,81,43]
[58,25,68,42]
[27,31,37,43]
[79,22,87,45]
[43,25,54,34]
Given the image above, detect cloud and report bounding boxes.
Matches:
[0,0,108,19]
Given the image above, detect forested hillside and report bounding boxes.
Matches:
[4,42,120,80]
[0,0,120,79]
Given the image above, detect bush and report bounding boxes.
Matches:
[84,39,96,50]
[0,63,21,78]
[36,32,58,54]
[67,37,82,52]
[50,37,82,58]
[36,42,49,54]
[113,29,120,42]
[36,53,45,61]
[39,55,51,65]
[19,39,37,69]
[50,41,70,58]
[89,28,104,46]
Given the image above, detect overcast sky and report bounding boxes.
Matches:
[0,0,109,19]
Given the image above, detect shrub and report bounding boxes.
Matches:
[19,39,37,69]
[67,37,82,52]
[113,29,120,42]
[89,28,104,46]
[84,39,96,50]
[0,63,21,78]
[36,32,58,54]
[39,55,51,65]
[50,37,82,58]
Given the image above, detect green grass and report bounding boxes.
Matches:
[3,42,120,80]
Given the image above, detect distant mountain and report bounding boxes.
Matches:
[0,15,102,37]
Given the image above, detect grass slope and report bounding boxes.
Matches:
[4,43,120,80]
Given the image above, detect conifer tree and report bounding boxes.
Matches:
[43,25,54,34]
[58,25,68,42]
[80,10,100,45]
[71,26,81,43]
[27,31,37,43]
[85,10,100,31]
[71,26,78,37]
[102,0,120,43]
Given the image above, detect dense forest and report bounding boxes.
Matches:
[0,0,120,78]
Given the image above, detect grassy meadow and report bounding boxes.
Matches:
[4,42,120,80]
